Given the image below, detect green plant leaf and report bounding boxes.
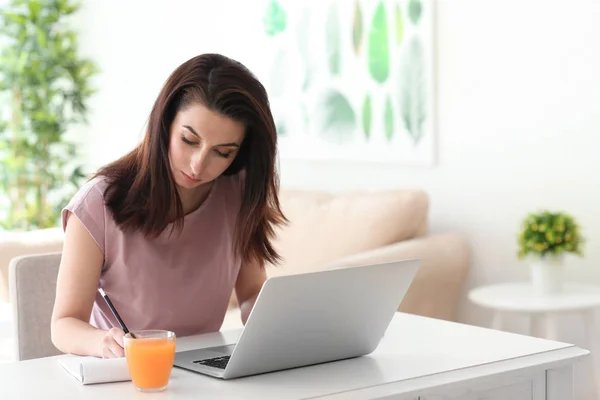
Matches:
[317,89,356,145]
[326,2,341,76]
[384,94,394,141]
[399,36,427,144]
[408,0,422,25]
[36,27,47,48]
[352,0,363,56]
[0,0,98,231]
[28,0,41,21]
[395,3,404,44]
[517,210,585,259]
[362,93,372,139]
[367,1,390,84]
[2,12,27,25]
[263,0,286,36]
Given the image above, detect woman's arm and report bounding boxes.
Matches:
[50,213,124,358]
[234,259,267,324]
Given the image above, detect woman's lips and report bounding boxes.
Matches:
[182,171,201,183]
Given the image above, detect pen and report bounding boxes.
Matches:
[98,288,136,339]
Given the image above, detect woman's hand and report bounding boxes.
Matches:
[100,327,125,358]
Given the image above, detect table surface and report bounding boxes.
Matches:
[0,302,13,364]
[0,302,10,319]
[0,312,589,399]
[469,282,600,313]
[0,301,11,335]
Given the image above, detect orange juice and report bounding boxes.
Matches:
[124,330,176,392]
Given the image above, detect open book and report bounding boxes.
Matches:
[58,355,131,385]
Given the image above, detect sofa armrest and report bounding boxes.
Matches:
[0,228,64,303]
[327,233,471,322]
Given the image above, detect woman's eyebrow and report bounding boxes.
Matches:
[183,125,200,138]
[183,125,240,147]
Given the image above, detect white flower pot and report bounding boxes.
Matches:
[530,255,565,295]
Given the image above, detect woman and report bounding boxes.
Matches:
[50,53,287,359]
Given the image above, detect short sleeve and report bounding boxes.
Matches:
[61,177,107,254]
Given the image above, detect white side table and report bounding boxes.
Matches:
[469,282,600,397]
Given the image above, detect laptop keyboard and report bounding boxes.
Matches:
[193,355,230,369]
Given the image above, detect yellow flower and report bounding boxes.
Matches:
[539,224,546,232]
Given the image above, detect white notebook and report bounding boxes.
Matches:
[58,355,131,385]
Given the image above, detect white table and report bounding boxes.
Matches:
[469,282,600,398]
[0,312,590,399]
[0,302,13,364]
[469,283,600,339]
[0,302,11,333]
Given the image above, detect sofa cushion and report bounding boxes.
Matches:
[266,188,429,278]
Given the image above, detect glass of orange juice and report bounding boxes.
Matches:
[124,330,176,392]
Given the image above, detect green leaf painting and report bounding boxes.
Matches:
[296,8,312,90]
[317,89,356,144]
[362,93,372,139]
[276,120,286,136]
[408,0,422,25]
[368,1,390,84]
[399,36,427,144]
[262,1,433,162]
[263,0,286,36]
[270,48,287,97]
[326,2,341,76]
[384,95,394,141]
[352,0,363,56]
[395,3,404,44]
[301,102,310,131]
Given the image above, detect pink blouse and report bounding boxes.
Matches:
[61,173,244,336]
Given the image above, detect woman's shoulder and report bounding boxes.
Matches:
[61,175,112,252]
[69,175,110,205]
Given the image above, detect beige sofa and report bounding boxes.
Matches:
[0,187,470,326]
[0,228,64,303]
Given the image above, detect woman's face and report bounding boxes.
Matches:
[168,102,245,191]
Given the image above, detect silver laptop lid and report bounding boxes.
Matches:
[222,259,421,379]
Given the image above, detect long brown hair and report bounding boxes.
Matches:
[94,53,287,267]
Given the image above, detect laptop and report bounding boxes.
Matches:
[173,259,421,379]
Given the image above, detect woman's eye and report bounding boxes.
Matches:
[181,135,196,145]
[215,150,231,158]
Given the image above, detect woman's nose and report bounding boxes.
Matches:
[190,153,207,177]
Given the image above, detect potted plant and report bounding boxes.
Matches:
[0,0,98,231]
[517,210,584,294]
